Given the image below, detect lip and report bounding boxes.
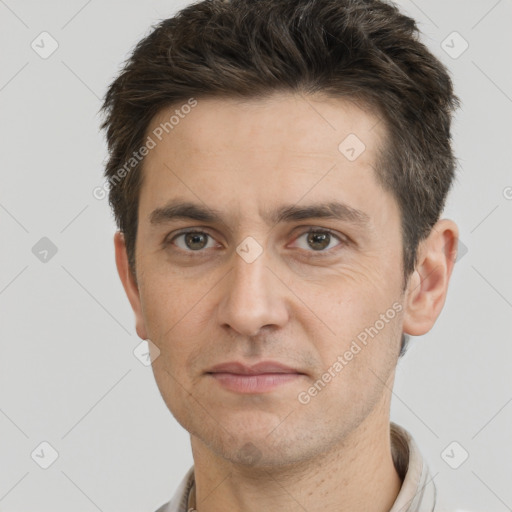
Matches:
[206,361,306,394]
[207,361,304,375]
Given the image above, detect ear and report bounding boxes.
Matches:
[402,219,459,336]
[114,231,148,340]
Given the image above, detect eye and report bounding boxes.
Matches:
[291,228,346,254]
[168,230,218,252]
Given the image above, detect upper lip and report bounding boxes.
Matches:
[207,361,304,375]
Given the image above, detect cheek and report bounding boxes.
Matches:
[150,360,199,435]
[302,277,402,378]
[294,264,394,332]
[139,272,196,339]
[144,284,201,419]
[139,273,212,378]
[300,312,400,428]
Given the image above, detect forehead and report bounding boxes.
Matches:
[138,92,391,228]
[146,92,384,162]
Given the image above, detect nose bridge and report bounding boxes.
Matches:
[218,240,287,336]
[232,244,269,299]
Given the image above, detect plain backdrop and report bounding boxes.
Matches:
[0,1,511,511]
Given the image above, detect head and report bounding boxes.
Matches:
[102,0,460,467]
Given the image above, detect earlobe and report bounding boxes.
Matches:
[402,219,459,337]
[113,231,148,340]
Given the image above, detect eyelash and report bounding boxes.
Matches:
[164,227,347,257]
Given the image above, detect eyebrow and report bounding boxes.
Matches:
[149,199,371,229]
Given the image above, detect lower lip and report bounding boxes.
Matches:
[208,372,303,393]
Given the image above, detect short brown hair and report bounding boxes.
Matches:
[101,0,461,356]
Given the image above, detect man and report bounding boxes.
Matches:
[101,0,460,510]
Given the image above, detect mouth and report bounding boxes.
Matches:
[206,360,306,393]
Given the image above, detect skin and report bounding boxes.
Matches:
[114,92,458,512]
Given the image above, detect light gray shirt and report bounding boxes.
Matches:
[155,422,440,512]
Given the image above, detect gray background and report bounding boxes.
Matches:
[0,1,511,510]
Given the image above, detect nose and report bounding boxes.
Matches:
[216,246,289,338]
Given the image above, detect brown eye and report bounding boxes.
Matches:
[292,228,345,254]
[307,231,331,251]
[184,232,209,250]
[170,231,217,252]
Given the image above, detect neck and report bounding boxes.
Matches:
[189,406,402,512]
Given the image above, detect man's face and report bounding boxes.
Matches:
[130,92,407,465]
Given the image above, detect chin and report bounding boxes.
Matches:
[212,429,317,468]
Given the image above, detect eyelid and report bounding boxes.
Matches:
[166,227,202,240]
[164,227,220,250]
[289,227,347,253]
[292,226,347,240]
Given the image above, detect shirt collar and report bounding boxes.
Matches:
[388,422,437,511]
